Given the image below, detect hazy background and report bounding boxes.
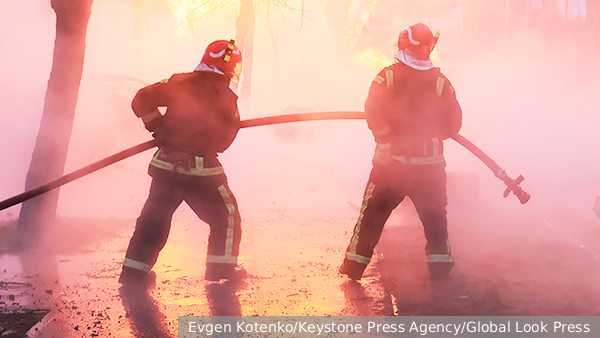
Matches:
[1,0,599,230]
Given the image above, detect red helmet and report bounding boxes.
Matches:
[397,23,435,60]
[201,39,242,81]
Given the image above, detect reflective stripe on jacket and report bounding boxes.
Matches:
[132,71,240,156]
[365,61,462,165]
[149,148,224,176]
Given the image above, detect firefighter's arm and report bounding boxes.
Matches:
[131,79,169,133]
[436,75,462,139]
[442,82,462,138]
[365,69,393,166]
[213,84,241,152]
[365,69,392,144]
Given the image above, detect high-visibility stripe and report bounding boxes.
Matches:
[160,78,169,84]
[349,183,376,258]
[432,137,439,156]
[140,109,161,124]
[436,77,444,96]
[149,151,225,176]
[206,255,238,264]
[373,125,391,137]
[406,25,420,46]
[427,241,452,263]
[377,143,391,151]
[374,75,385,84]
[123,258,151,273]
[426,254,453,263]
[390,154,445,165]
[345,252,370,265]
[218,185,236,258]
[385,69,394,86]
[224,41,235,62]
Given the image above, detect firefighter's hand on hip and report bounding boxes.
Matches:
[372,143,393,167]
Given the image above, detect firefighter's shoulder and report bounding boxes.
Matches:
[372,65,394,86]
[161,72,196,84]
[434,72,456,96]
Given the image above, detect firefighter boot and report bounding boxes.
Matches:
[427,261,455,281]
[339,259,367,281]
[204,263,248,282]
[118,267,156,289]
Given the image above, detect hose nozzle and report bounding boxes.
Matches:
[502,174,531,204]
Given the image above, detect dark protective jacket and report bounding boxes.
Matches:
[365,61,462,165]
[132,71,240,156]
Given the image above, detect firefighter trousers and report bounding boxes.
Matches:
[122,168,241,274]
[343,162,451,275]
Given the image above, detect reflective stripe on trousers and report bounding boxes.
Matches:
[346,182,376,265]
[206,184,239,265]
[344,163,450,267]
[123,257,152,273]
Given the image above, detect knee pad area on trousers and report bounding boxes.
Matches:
[133,223,170,249]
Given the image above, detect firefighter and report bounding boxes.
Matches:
[118,40,245,287]
[339,23,462,281]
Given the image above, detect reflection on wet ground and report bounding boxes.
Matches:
[119,286,172,338]
[205,280,242,316]
[2,169,600,336]
[0,203,392,337]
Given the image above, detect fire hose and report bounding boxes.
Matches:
[0,111,529,211]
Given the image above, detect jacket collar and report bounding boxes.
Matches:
[194,63,225,75]
[395,49,434,70]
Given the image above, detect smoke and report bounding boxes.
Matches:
[443,28,600,224]
[0,1,54,220]
[1,0,599,281]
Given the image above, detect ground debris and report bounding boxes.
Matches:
[0,310,50,337]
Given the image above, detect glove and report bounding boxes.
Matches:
[140,109,164,133]
[372,143,392,167]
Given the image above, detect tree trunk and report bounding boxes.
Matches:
[16,0,93,250]
[235,0,255,114]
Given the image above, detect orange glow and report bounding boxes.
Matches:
[163,0,236,35]
[355,47,392,71]
[430,48,441,66]
[3,1,600,331]
[347,0,381,45]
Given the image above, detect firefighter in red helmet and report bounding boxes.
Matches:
[118,40,245,287]
[339,23,462,281]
